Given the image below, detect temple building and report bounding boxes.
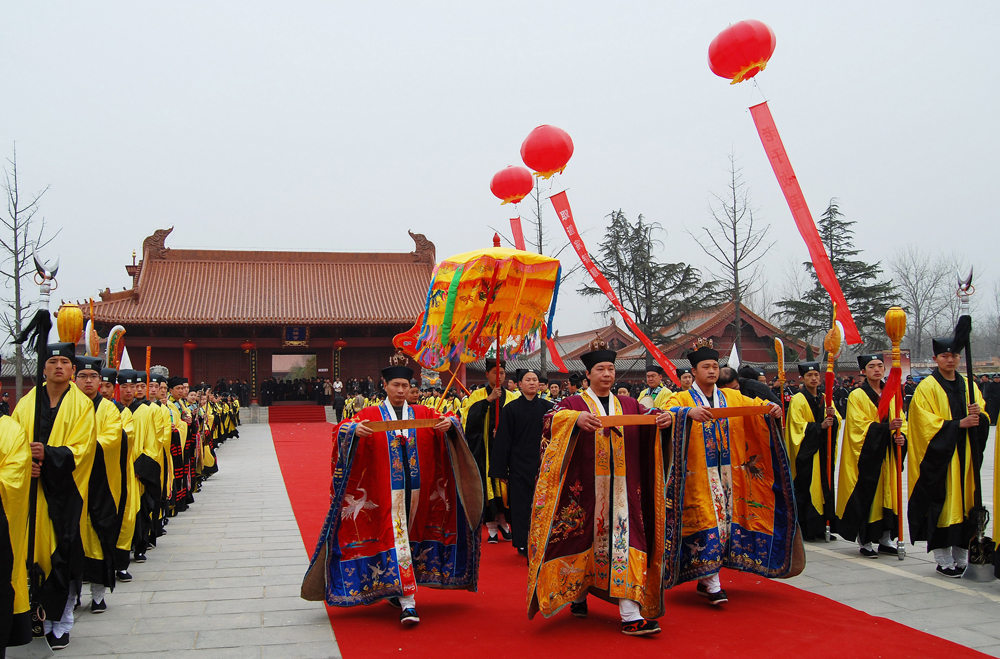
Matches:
[78,228,436,398]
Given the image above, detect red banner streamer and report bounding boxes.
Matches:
[544,333,569,373]
[749,101,862,345]
[509,217,526,251]
[550,191,680,385]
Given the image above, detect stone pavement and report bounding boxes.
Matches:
[30,420,1000,658]
[47,423,340,659]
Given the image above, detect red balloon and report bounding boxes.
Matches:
[520,125,574,179]
[490,165,534,205]
[708,20,776,84]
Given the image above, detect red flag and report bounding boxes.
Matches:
[509,217,526,251]
[749,102,862,345]
[542,325,569,373]
[549,191,680,385]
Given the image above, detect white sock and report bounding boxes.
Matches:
[398,595,416,609]
[933,547,956,568]
[486,521,498,535]
[90,582,106,603]
[860,541,874,551]
[44,591,76,637]
[953,547,969,568]
[618,598,642,623]
[878,530,893,548]
[698,573,721,593]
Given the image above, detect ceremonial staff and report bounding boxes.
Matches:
[822,305,843,543]
[955,271,993,581]
[774,337,786,428]
[884,306,907,560]
[13,251,58,656]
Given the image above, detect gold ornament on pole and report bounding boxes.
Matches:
[884,305,907,560]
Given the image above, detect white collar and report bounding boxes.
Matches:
[583,388,613,416]
[692,383,720,408]
[382,400,410,422]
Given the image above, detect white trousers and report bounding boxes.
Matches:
[698,572,721,593]
[572,594,644,622]
[399,595,416,609]
[43,588,76,637]
[90,582,106,603]
[933,546,969,569]
[860,530,894,552]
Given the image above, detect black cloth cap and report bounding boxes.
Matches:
[167,376,188,389]
[676,367,692,377]
[516,369,540,382]
[857,354,883,370]
[76,356,103,374]
[46,342,76,362]
[381,366,414,383]
[932,337,963,356]
[117,369,139,384]
[580,349,616,372]
[150,373,167,384]
[738,365,759,380]
[567,373,582,385]
[409,379,419,387]
[100,368,117,383]
[797,362,821,376]
[135,371,148,383]
[646,365,665,376]
[484,358,506,371]
[686,346,720,367]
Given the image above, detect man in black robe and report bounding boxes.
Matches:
[984,374,1000,427]
[490,369,554,557]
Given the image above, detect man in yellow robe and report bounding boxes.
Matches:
[908,336,990,577]
[0,374,31,651]
[783,362,841,542]
[12,343,96,651]
[660,342,789,606]
[835,354,906,558]
[76,356,124,614]
[114,370,143,583]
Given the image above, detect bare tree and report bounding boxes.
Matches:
[1,145,59,396]
[693,152,774,355]
[889,244,950,360]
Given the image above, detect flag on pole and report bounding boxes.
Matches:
[728,342,740,370]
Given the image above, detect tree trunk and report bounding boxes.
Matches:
[732,218,743,356]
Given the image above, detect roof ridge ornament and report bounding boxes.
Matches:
[143,227,173,260]
[408,230,436,264]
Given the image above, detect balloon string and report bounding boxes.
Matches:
[750,78,768,104]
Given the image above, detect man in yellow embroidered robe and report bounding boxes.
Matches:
[660,343,791,606]
[12,343,96,648]
[836,354,906,558]
[0,375,31,650]
[908,336,990,577]
[528,345,671,636]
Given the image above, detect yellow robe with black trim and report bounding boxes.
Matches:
[116,405,140,555]
[907,372,989,550]
[11,383,96,614]
[0,415,31,617]
[202,406,215,469]
[784,390,842,538]
[461,387,517,521]
[151,401,173,498]
[835,385,907,544]
[81,396,124,583]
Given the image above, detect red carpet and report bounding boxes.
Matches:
[267,405,328,423]
[270,421,990,659]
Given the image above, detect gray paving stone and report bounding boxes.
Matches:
[204,595,319,615]
[261,641,342,659]
[196,624,334,648]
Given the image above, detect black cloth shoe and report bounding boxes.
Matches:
[47,632,70,649]
[116,570,133,582]
[134,553,146,563]
[91,599,107,614]
[936,565,964,578]
[498,524,512,541]
[878,544,898,555]
[859,547,879,559]
[570,600,588,618]
[621,619,660,636]
[400,608,420,625]
[707,589,728,605]
[696,582,710,597]
[487,533,499,544]
[386,597,402,609]
[516,547,528,558]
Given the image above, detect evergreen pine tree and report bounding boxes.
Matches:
[776,199,897,350]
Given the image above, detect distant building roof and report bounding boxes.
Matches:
[77,227,436,326]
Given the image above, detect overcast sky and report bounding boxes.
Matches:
[1,1,996,338]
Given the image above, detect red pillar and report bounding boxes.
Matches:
[183,340,196,382]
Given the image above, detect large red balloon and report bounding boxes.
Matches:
[520,125,574,179]
[708,20,776,84]
[490,166,534,205]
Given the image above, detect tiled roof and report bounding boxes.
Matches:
[79,229,436,326]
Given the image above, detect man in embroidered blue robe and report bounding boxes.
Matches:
[660,341,796,606]
[301,354,482,625]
